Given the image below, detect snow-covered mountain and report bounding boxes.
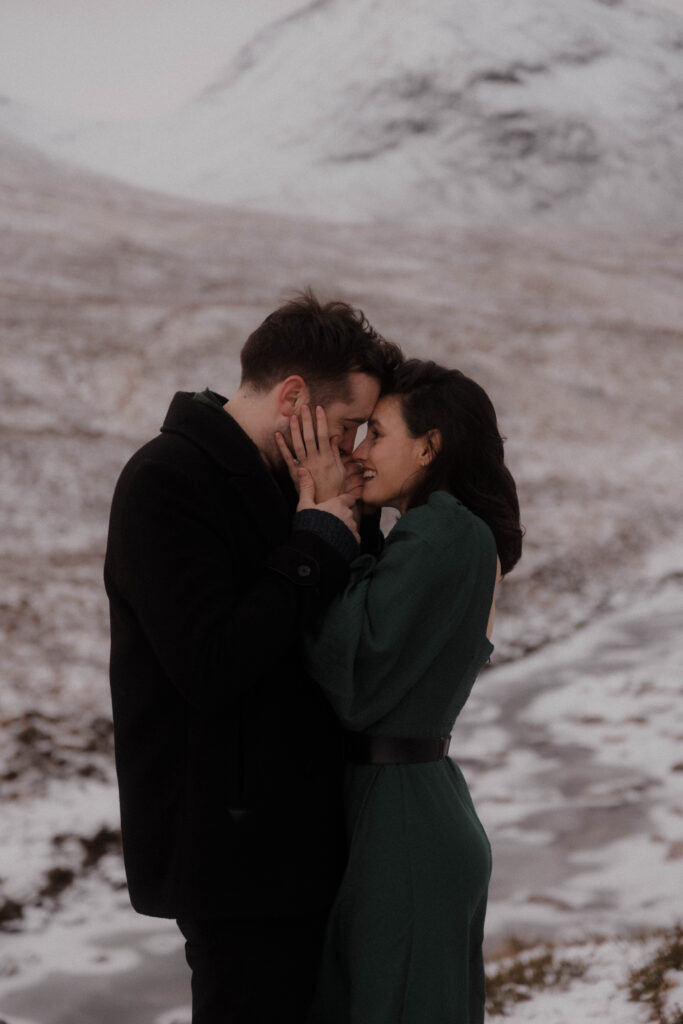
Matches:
[1,0,683,229]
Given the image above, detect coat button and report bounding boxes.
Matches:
[297,564,312,578]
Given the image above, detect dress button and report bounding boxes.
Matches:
[297,564,312,578]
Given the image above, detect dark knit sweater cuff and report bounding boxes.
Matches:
[294,509,359,563]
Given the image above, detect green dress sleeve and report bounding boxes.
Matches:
[302,493,495,732]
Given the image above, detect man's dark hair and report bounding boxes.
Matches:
[240,289,403,402]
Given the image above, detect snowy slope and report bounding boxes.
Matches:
[1,131,683,1019]
[1,0,683,228]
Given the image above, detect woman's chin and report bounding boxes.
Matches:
[360,481,387,508]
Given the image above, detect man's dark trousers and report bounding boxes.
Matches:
[178,913,329,1023]
[104,392,354,1022]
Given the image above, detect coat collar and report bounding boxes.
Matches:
[160,391,294,546]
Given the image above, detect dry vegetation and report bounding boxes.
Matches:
[629,927,683,1024]
[486,926,683,1020]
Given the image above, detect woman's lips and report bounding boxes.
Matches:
[362,469,377,479]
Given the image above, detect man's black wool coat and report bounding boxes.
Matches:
[104,392,351,921]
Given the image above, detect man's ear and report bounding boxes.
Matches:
[276,375,310,417]
[419,429,442,467]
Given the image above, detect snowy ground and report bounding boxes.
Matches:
[1,134,682,1021]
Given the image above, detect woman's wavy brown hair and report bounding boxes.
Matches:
[389,359,523,575]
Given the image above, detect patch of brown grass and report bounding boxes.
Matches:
[628,925,683,1024]
[486,941,587,1016]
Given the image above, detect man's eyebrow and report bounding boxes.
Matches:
[344,416,368,424]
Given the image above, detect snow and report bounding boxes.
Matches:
[1,0,682,230]
[0,0,307,120]
[0,0,682,1011]
[488,937,655,1023]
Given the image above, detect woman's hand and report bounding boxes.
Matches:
[345,459,368,526]
[275,405,345,503]
[297,468,360,544]
[344,459,381,524]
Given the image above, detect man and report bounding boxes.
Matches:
[104,291,402,1023]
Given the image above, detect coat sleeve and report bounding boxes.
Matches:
[302,506,489,731]
[106,459,350,711]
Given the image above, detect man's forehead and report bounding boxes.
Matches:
[342,372,381,418]
[328,400,375,422]
[321,372,379,422]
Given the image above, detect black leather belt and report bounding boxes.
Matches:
[343,732,451,765]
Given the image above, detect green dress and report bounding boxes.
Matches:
[303,491,498,1024]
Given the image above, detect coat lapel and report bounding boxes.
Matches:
[227,469,292,549]
[160,391,293,549]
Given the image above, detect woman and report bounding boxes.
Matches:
[283,359,522,1024]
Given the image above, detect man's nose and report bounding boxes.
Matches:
[352,435,370,460]
[335,434,353,460]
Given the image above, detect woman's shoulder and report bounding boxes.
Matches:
[397,491,489,540]
[393,491,494,552]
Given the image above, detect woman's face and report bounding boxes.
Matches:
[351,395,430,512]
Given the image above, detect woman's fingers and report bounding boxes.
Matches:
[315,405,329,451]
[290,412,307,463]
[319,409,345,473]
[275,431,297,476]
[301,404,318,455]
[285,405,347,502]
[344,457,363,486]
[344,463,364,497]
[331,435,345,471]
[345,479,364,501]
